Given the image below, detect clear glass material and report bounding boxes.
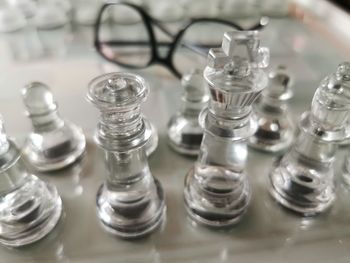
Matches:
[167,69,209,156]
[87,72,165,238]
[220,0,260,18]
[0,116,62,247]
[72,0,101,26]
[9,0,37,17]
[340,63,350,186]
[144,119,158,156]
[145,0,184,22]
[182,0,220,18]
[3,26,44,61]
[270,62,350,215]
[184,30,269,227]
[21,82,86,172]
[98,4,151,67]
[34,0,70,29]
[173,22,235,76]
[249,65,295,153]
[0,3,27,33]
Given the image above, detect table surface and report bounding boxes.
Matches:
[1,1,350,262]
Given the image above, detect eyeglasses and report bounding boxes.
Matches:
[94,1,268,79]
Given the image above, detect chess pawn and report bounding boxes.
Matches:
[184,30,269,227]
[0,116,62,247]
[22,82,86,172]
[249,65,295,153]
[87,72,166,238]
[270,62,350,215]
[167,69,209,156]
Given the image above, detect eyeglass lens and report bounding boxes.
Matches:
[98,4,151,68]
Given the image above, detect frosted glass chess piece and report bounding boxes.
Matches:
[167,69,209,156]
[249,65,295,153]
[0,115,62,247]
[22,82,86,171]
[87,72,166,238]
[184,30,269,227]
[270,62,350,215]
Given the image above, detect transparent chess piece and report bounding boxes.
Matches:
[249,65,295,153]
[167,69,209,156]
[0,2,27,33]
[87,72,166,238]
[339,63,350,185]
[22,82,86,172]
[72,0,103,26]
[339,119,350,146]
[270,62,350,215]
[184,30,269,227]
[0,115,62,247]
[34,0,70,30]
[145,0,184,22]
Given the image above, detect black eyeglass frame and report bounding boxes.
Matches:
[94,1,267,79]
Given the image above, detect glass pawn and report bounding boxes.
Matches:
[0,115,62,247]
[184,30,269,227]
[167,69,209,156]
[249,65,295,153]
[87,72,166,238]
[22,82,86,172]
[270,62,350,215]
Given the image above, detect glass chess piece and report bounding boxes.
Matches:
[339,63,350,185]
[167,69,209,156]
[72,0,103,26]
[0,2,27,33]
[22,82,86,172]
[270,62,350,215]
[34,0,70,30]
[87,72,166,238]
[146,0,184,22]
[338,119,350,146]
[184,30,269,227]
[0,115,62,247]
[249,65,295,153]
[7,0,38,19]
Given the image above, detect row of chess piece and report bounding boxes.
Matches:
[1,30,350,247]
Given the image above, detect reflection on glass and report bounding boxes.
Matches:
[3,27,44,60]
[0,115,62,247]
